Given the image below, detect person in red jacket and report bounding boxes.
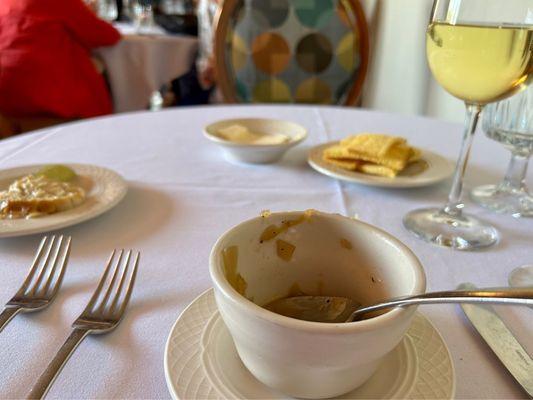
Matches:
[0,0,121,119]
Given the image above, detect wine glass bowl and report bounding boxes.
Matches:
[403,0,532,250]
[124,0,155,33]
[471,85,533,217]
[426,23,531,105]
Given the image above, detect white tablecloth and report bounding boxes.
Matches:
[95,23,198,113]
[0,105,531,399]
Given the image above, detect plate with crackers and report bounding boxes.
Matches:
[308,134,454,188]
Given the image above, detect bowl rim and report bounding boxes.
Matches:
[209,210,427,333]
[203,118,308,149]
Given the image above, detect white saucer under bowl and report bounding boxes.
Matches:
[164,289,455,400]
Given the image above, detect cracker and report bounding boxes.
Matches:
[357,162,398,178]
[322,155,360,171]
[408,147,422,162]
[323,145,355,160]
[341,134,406,157]
[321,133,421,178]
[340,134,411,171]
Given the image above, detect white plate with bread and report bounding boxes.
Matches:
[0,164,127,238]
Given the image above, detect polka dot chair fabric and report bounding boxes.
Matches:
[215,0,369,105]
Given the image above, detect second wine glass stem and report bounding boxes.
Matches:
[443,104,482,216]
[501,152,530,191]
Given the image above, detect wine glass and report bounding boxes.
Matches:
[471,85,533,217]
[85,0,118,21]
[403,0,532,250]
[127,0,155,33]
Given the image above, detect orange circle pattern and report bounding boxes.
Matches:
[251,32,291,75]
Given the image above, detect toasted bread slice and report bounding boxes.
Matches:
[0,174,85,219]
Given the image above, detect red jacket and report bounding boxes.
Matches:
[0,0,121,118]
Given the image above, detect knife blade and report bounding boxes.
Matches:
[458,283,533,397]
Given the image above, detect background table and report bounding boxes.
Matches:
[95,23,198,113]
[0,105,531,399]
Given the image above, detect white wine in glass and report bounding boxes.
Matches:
[403,0,532,250]
[427,23,531,104]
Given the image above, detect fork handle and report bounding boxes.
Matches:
[0,307,21,333]
[27,328,89,399]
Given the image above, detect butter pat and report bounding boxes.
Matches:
[218,124,289,145]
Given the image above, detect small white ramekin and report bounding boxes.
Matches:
[204,118,307,164]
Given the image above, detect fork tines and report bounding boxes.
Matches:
[13,235,72,302]
[78,249,139,322]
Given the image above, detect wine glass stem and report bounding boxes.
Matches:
[501,152,530,191]
[443,103,483,216]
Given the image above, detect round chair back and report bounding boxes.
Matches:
[214,0,369,105]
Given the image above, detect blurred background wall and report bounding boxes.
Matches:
[361,0,464,123]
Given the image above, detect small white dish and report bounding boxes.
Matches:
[204,118,307,164]
[164,289,456,400]
[308,142,454,188]
[0,164,127,238]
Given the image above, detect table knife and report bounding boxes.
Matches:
[458,283,533,397]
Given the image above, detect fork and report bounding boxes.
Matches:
[0,236,72,333]
[27,249,139,399]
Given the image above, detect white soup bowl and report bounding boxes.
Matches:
[209,210,426,399]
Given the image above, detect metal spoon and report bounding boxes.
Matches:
[265,287,533,323]
[509,265,533,311]
[508,265,533,288]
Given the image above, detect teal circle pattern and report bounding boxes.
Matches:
[294,0,334,29]
[251,0,290,28]
[236,79,250,102]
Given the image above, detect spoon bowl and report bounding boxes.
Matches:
[267,287,533,323]
[508,265,533,288]
[265,296,361,323]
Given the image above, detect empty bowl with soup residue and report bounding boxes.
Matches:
[209,210,426,399]
[204,118,307,164]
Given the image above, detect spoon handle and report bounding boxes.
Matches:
[348,287,533,322]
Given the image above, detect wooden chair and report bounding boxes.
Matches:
[213,0,369,105]
[0,113,73,140]
[0,113,16,139]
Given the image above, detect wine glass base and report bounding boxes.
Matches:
[471,184,533,217]
[403,208,499,250]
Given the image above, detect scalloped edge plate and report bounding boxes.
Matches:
[0,164,127,238]
[164,289,455,400]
